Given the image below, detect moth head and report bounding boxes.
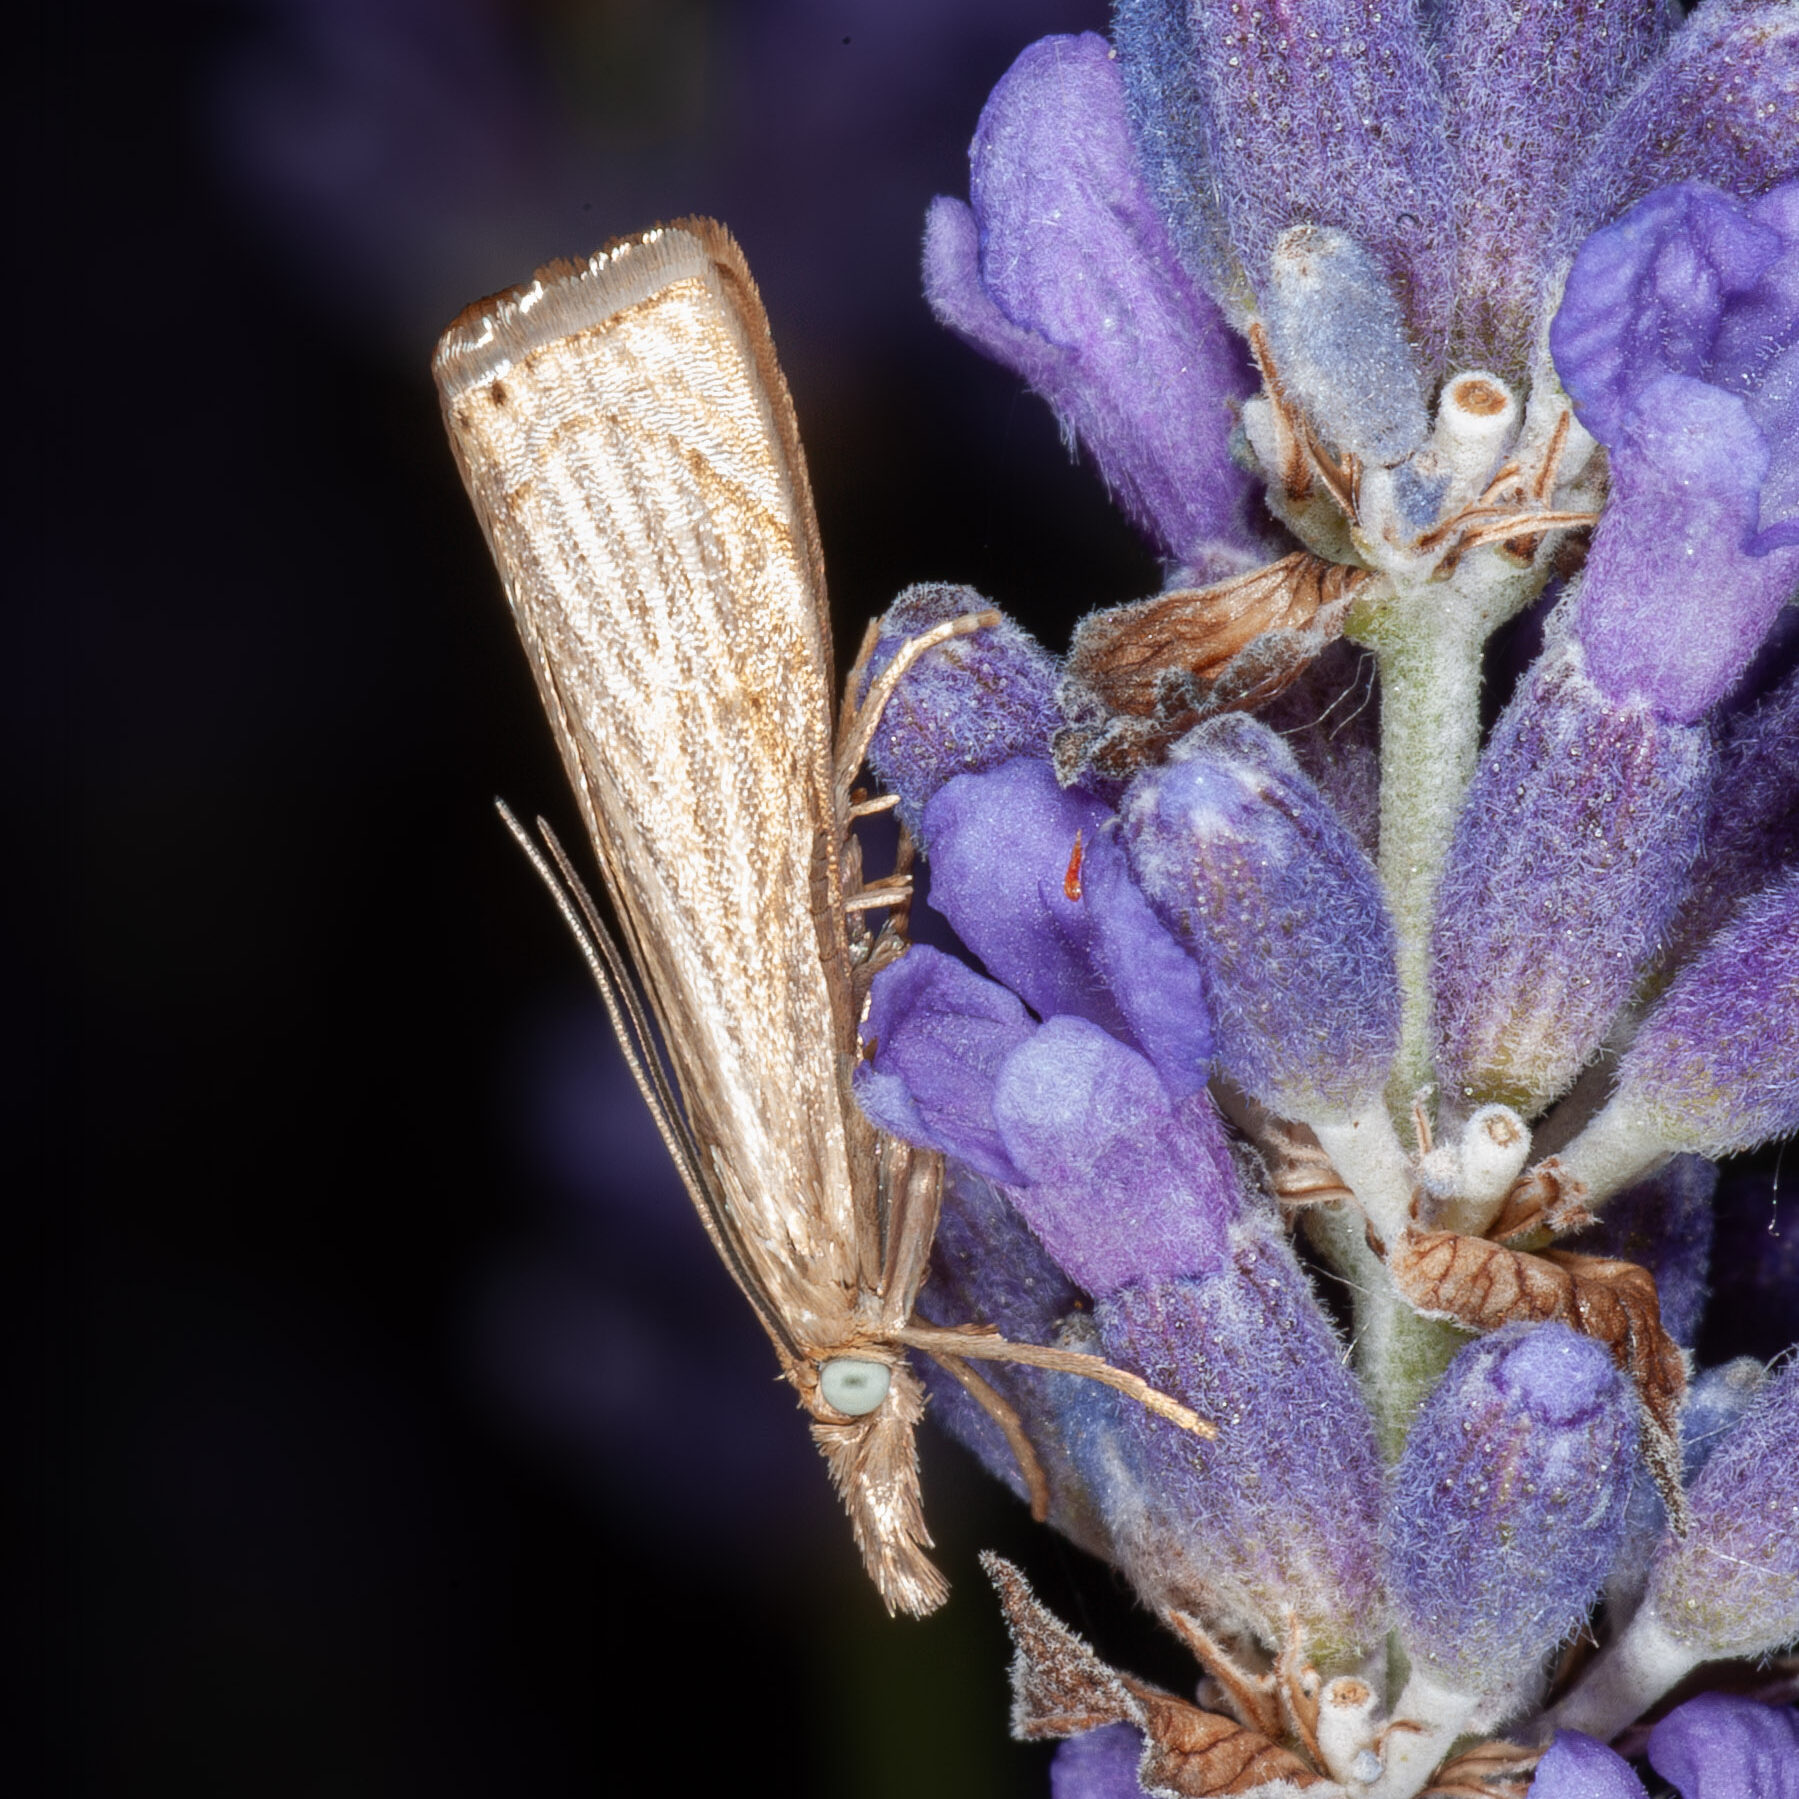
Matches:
[815,1355,893,1418]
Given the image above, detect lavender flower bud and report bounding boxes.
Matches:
[1098,1218,1388,1665]
[1430,644,1710,1119]
[922,33,1263,567]
[1173,0,1455,368]
[861,584,1063,826]
[1567,869,1799,1187]
[854,946,1035,1185]
[1647,1692,1799,1799]
[1552,184,1799,722]
[984,1018,1385,1662]
[1443,0,1674,379]
[1552,0,1799,258]
[1120,712,1399,1126]
[1262,226,1430,465]
[1384,1323,1638,1703]
[923,758,1214,1097]
[1643,1349,1799,1659]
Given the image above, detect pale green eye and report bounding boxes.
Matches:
[820,1357,890,1416]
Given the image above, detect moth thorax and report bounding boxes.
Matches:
[818,1356,891,1417]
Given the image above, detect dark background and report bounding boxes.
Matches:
[30,3,1182,1795]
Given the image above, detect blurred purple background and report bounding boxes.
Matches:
[28,4,1791,1795]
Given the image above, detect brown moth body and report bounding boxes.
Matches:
[434,219,1211,1618]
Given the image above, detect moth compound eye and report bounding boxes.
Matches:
[819,1357,891,1416]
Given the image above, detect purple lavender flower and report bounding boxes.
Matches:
[1529,1730,1652,1799]
[1552,181,1799,724]
[921,759,1215,1097]
[1646,1691,1799,1799]
[923,32,1264,571]
[1531,1695,1799,1799]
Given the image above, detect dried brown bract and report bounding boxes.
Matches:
[985,1555,1332,1796]
[1420,1737,1542,1799]
[1055,554,1374,781]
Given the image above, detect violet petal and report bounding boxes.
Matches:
[1529,1731,1649,1799]
[1647,1692,1799,1799]
[989,1016,1239,1295]
[923,33,1262,565]
[855,945,1036,1184]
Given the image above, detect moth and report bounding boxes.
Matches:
[433,219,1208,1616]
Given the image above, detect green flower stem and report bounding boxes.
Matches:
[1307,1206,1469,1458]
[1354,587,1489,1132]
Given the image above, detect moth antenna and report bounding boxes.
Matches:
[496,802,701,1185]
[529,811,703,1180]
[923,1351,1051,1522]
[891,1323,1217,1440]
[496,801,801,1361]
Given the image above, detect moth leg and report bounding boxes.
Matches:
[924,1350,1051,1523]
[833,609,1001,816]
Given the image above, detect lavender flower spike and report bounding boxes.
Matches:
[923,33,1262,570]
[1121,711,1412,1238]
[1548,1357,1799,1743]
[1559,867,1799,1203]
[1378,1325,1638,1792]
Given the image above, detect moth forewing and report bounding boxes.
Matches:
[433,219,946,1613]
